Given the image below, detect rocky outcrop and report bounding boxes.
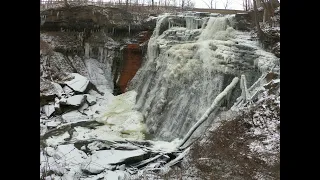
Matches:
[40,5,155,35]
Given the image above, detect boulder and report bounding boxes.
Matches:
[64,73,89,93]
[66,95,86,106]
[43,104,55,117]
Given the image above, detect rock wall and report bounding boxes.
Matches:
[40,5,155,123]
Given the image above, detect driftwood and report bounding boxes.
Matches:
[164,147,190,168]
[176,77,239,149]
[231,67,276,110]
[132,154,164,168]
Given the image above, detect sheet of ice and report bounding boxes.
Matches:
[150,138,182,153]
[43,104,55,117]
[46,121,61,128]
[65,73,89,93]
[62,110,90,123]
[80,149,147,174]
[99,90,137,115]
[95,91,146,140]
[66,95,86,106]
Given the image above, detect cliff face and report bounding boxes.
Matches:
[40,5,154,33]
[40,5,156,99]
[40,5,156,123]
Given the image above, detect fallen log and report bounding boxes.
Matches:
[176,77,239,149]
[164,147,190,169]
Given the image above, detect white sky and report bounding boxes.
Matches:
[89,0,245,10]
[194,0,244,10]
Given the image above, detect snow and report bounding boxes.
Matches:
[46,131,70,147]
[78,102,89,112]
[51,82,64,97]
[41,144,88,179]
[65,73,89,93]
[65,96,84,107]
[66,95,86,106]
[86,90,115,118]
[85,94,96,105]
[81,149,147,173]
[150,138,182,153]
[240,88,280,166]
[63,85,74,96]
[43,104,55,117]
[47,121,61,128]
[62,110,90,123]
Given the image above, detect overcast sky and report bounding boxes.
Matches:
[89,0,245,10]
[194,0,243,10]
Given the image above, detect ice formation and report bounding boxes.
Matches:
[129,13,279,141]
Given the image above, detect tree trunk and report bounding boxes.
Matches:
[64,0,69,7]
[253,0,265,41]
[126,0,129,10]
[176,77,239,149]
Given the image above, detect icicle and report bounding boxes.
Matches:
[99,47,103,61]
[85,43,90,58]
[129,24,131,36]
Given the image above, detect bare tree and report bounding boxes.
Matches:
[185,0,195,9]
[243,0,249,11]
[172,0,177,7]
[221,0,232,9]
[125,0,129,9]
[64,0,69,7]
[252,0,266,41]
[202,0,217,9]
[181,0,185,9]
[260,0,278,25]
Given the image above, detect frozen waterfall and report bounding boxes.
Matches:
[128,13,279,141]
